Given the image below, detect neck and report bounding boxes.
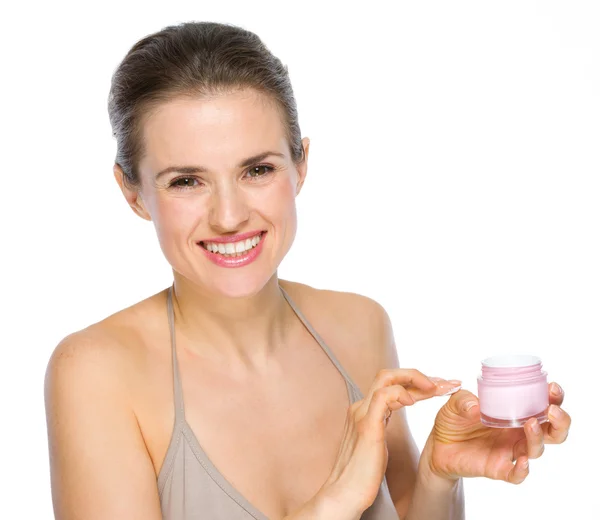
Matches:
[169,273,295,371]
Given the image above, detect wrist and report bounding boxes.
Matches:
[313,483,363,520]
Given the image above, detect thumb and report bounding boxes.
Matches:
[433,389,483,442]
[445,389,480,419]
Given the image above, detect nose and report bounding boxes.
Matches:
[208,183,250,233]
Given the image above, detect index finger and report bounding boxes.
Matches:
[365,368,457,404]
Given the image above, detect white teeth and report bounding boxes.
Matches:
[202,233,263,256]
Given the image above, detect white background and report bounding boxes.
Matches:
[1,0,598,518]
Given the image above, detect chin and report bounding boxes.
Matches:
[206,274,272,299]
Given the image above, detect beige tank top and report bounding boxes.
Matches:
[158,284,399,519]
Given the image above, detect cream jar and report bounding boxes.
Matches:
[477,354,549,428]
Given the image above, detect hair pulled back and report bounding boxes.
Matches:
[108,21,304,189]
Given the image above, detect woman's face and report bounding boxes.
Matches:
[116,89,309,298]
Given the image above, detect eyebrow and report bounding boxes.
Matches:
[154,151,286,179]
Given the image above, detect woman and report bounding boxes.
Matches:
[44,21,571,520]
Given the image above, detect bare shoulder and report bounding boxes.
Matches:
[44,293,165,519]
[46,326,125,380]
[44,326,131,415]
[279,278,387,319]
[279,280,399,395]
[44,288,168,453]
[45,287,167,384]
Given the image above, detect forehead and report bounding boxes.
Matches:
[139,90,288,175]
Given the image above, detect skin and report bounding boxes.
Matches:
[424,384,571,484]
[46,87,423,519]
[44,87,571,520]
[118,89,309,362]
[362,310,572,519]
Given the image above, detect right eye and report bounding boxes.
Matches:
[169,177,200,190]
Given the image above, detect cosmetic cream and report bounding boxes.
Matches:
[477,354,549,428]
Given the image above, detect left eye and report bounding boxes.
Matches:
[247,165,275,178]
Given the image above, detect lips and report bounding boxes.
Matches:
[197,230,266,268]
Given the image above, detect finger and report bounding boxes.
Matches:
[506,456,530,485]
[544,404,571,444]
[445,390,481,419]
[365,368,437,403]
[491,455,530,484]
[512,437,529,461]
[360,385,416,438]
[548,382,565,407]
[384,408,392,426]
[406,379,463,402]
[428,377,464,397]
[524,418,545,459]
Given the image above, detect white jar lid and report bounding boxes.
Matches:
[481,354,541,367]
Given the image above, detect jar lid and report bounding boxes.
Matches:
[481,354,541,367]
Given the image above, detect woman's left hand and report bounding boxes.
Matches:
[423,382,571,484]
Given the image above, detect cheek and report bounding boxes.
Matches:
[264,178,298,245]
[260,177,297,219]
[152,196,205,248]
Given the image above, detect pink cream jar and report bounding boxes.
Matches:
[477,354,549,428]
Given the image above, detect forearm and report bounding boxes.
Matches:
[404,438,465,520]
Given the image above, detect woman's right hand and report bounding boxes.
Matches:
[320,369,462,517]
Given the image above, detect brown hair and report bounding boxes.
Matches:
[107,21,305,189]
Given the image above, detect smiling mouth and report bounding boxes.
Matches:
[199,231,266,257]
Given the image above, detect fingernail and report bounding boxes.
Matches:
[551,383,563,396]
[429,377,462,387]
[463,400,477,412]
[531,420,541,434]
[522,458,529,469]
[430,377,463,396]
[442,385,462,396]
[549,404,563,419]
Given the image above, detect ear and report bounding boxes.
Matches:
[295,137,310,196]
[113,164,152,221]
